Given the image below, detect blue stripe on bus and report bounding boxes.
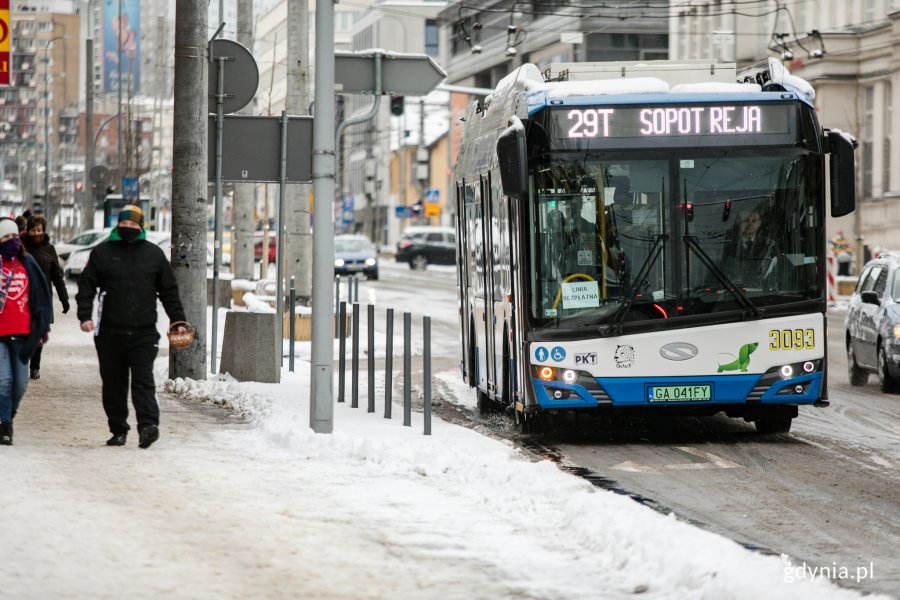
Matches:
[759,372,822,403]
[532,372,823,409]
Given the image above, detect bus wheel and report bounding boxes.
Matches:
[477,390,501,415]
[515,409,547,434]
[754,413,793,434]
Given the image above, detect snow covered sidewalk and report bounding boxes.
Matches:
[1,307,886,599]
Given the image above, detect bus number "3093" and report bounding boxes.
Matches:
[769,329,815,350]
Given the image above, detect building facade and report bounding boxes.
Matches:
[671,0,900,259]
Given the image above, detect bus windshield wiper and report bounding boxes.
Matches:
[600,233,668,336]
[682,235,762,318]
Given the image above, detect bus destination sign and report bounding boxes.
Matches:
[552,103,793,141]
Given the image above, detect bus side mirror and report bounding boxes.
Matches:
[827,129,856,218]
[496,116,527,202]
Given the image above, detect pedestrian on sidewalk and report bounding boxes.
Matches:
[22,214,70,380]
[75,205,187,449]
[0,217,53,445]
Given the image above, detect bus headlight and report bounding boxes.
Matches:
[562,369,577,383]
[538,366,555,381]
[803,361,815,373]
[779,365,794,379]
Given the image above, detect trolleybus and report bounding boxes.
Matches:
[454,59,856,433]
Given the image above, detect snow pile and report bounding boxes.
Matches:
[163,365,879,600]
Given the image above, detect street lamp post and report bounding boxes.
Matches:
[43,33,66,214]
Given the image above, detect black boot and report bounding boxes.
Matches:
[0,422,12,445]
[30,369,40,380]
[106,433,127,446]
[138,425,159,449]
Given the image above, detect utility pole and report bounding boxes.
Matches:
[117,0,124,185]
[285,0,312,305]
[170,0,208,380]
[310,0,336,433]
[83,0,94,230]
[231,0,254,279]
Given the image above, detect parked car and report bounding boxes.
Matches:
[64,231,171,279]
[55,228,112,264]
[253,231,277,263]
[845,252,900,392]
[334,234,378,280]
[395,226,456,270]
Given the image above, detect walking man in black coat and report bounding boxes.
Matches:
[75,205,187,449]
[22,214,70,379]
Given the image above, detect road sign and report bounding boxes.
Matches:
[424,188,440,203]
[335,51,447,95]
[122,177,138,199]
[208,39,259,115]
[0,0,11,87]
[424,203,440,218]
[395,206,412,218]
[207,115,313,183]
[90,165,110,184]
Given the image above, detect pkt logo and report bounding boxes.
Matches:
[574,352,597,365]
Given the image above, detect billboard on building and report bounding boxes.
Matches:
[0,0,11,87]
[103,0,140,93]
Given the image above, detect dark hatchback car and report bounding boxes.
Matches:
[846,253,900,392]
[395,226,456,270]
[334,235,379,280]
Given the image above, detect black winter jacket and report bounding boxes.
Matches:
[75,236,186,335]
[22,234,68,307]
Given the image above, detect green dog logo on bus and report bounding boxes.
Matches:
[717,342,759,373]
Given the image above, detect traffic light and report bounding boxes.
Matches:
[390,96,405,116]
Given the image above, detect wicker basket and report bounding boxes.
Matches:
[167,321,195,349]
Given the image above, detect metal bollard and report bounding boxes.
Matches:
[338,301,347,403]
[424,315,431,436]
[403,311,411,427]
[384,308,393,419]
[367,303,375,413]
[353,276,360,303]
[345,275,352,304]
[351,302,360,408]
[289,276,296,372]
[334,275,341,335]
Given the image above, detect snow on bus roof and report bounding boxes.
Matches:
[671,82,762,94]
[532,77,671,98]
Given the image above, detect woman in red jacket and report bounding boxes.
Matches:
[0,217,53,445]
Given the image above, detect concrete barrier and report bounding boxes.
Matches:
[207,278,232,309]
[219,311,281,383]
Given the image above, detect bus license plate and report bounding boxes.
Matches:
[648,384,712,403]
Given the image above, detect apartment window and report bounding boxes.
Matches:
[865,0,876,22]
[424,19,439,57]
[862,85,874,199]
[586,33,668,62]
[883,81,892,193]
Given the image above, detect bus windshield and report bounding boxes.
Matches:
[527,149,823,328]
